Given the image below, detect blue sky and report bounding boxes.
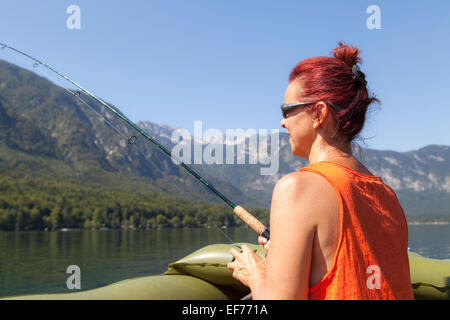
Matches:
[0,0,449,152]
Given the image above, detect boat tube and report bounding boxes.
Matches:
[2,243,449,300]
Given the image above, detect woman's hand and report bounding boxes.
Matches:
[258,236,270,250]
[227,244,266,289]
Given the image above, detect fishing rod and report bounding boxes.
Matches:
[0,42,270,240]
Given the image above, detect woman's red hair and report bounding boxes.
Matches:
[289,42,379,142]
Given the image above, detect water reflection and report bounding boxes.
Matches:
[0,225,448,297]
[0,228,257,297]
[408,224,450,259]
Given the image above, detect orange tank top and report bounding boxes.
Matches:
[299,161,414,300]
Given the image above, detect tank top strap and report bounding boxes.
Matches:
[298,161,382,183]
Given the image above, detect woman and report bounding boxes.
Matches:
[227,42,414,300]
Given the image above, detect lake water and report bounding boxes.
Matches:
[0,225,449,298]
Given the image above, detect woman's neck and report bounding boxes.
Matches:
[307,137,353,165]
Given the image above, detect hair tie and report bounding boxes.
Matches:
[352,64,367,86]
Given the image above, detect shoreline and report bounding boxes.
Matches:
[407,221,449,225]
[2,223,450,232]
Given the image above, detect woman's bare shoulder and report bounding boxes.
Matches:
[272,171,339,222]
[274,170,337,197]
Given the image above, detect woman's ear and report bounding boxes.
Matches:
[312,102,329,129]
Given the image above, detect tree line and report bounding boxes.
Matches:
[0,174,269,231]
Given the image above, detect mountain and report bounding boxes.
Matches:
[0,59,257,209]
[0,58,449,224]
[136,121,450,218]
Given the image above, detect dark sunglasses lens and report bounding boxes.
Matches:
[281,102,314,118]
[281,104,295,118]
[281,104,291,118]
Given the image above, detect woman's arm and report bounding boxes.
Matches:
[257,171,320,299]
[229,170,333,299]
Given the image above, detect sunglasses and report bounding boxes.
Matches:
[280,102,317,119]
[280,101,345,118]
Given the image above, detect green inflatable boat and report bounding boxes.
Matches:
[3,243,449,300]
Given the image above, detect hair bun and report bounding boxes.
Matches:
[332,42,362,67]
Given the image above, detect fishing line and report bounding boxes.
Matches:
[34,63,150,165]
[66,88,236,243]
[67,90,130,141]
[68,90,145,147]
[38,65,238,243]
[0,42,270,241]
[217,226,235,244]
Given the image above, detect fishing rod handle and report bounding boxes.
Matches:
[233,206,270,240]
